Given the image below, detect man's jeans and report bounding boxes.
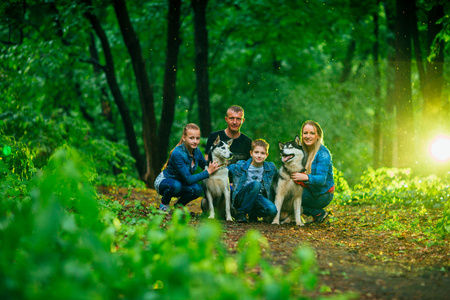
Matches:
[233,181,277,220]
[158,177,203,206]
[301,187,333,216]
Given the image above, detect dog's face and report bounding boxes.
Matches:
[210,136,233,161]
[279,135,306,167]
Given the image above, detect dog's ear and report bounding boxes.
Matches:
[295,135,301,145]
[214,135,220,146]
[278,141,283,150]
[227,139,233,147]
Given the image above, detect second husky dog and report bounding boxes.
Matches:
[272,135,307,226]
[202,136,233,220]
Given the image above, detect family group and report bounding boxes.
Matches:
[154,105,334,224]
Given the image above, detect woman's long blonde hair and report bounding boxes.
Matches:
[162,123,200,171]
[301,120,323,174]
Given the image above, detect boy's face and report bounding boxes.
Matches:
[250,146,268,166]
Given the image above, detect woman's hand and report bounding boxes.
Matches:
[207,161,220,175]
[291,172,308,182]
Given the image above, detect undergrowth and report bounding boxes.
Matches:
[1,145,319,299]
[335,168,450,238]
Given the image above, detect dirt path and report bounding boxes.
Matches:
[100,186,450,299]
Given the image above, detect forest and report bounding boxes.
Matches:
[1,0,450,299]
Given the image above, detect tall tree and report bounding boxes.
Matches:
[159,0,182,165]
[393,0,415,167]
[82,0,182,186]
[112,0,159,184]
[423,3,444,127]
[191,0,211,137]
[381,0,396,167]
[82,0,146,179]
[372,0,382,169]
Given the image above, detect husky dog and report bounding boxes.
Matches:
[272,135,307,226]
[202,136,233,220]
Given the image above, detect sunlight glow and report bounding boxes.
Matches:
[429,135,450,162]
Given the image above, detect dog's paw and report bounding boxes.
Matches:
[281,217,292,225]
[226,217,233,222]
[208,215,215,219]
[271,221,280,225]
[294,223,305,228]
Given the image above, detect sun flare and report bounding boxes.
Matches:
[429,135,450,162]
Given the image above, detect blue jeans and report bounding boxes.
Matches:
[158,177,203,206]
[233,181,277,220]
[301,188,333,216]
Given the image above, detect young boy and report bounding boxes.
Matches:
[227,139,278,223]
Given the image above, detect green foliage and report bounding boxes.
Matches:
[333,166,350,195]
[1,133,35,180]
[437,199,450,237]
[335,167,450,237]
[1,147,320,299]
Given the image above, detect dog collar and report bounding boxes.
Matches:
[217,163,226,170]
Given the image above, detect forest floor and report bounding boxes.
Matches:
[99,186,450,300]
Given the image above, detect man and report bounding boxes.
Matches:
[204,105,252,165]
[201,105,252,219]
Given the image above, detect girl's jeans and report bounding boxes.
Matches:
[233,181,277,220]
[158,177,203,206]
[301,187,334,216]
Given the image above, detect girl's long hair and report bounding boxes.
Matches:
[162,123,200,171]
[301,120,324,174]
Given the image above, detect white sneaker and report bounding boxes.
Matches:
[159,203,170,213]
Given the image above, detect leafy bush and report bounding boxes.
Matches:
[335,167,450,237]
[350,168,449,208]
[333,166,350,194]
[1,132,35,180]
[1,147,320,299]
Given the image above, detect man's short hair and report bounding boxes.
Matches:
[227,105,244,117]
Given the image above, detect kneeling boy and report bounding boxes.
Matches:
[228,139,278,222]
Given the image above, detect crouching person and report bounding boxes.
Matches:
[228,139,278,223]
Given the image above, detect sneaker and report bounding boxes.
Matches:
[159,203,170,213]
[313,211,329,223]
[248,214,259,222]
[236,212,248,223]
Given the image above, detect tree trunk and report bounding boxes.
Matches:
[411,2,425,99]
[191,0,211,137]
[339,39,356,83]
[159,0,182,167]
[423,4,444,127]
[88,33,114,125]
[82,0,146,179]
[112,0,159,186]
[394,0,415,168]
[381,0,396,167]
[372,1,381,169]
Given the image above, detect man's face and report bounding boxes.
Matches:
[225,110,244,133]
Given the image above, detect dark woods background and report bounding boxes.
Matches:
[1,0,449,187]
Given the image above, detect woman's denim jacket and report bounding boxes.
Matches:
[162,144,209,185]
[305,144,334,195]
[227,158,278,204]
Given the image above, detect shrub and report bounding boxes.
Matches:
[1,147,320,299]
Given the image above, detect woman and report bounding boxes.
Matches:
[290,120,334,223]
[154,123,220,212]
